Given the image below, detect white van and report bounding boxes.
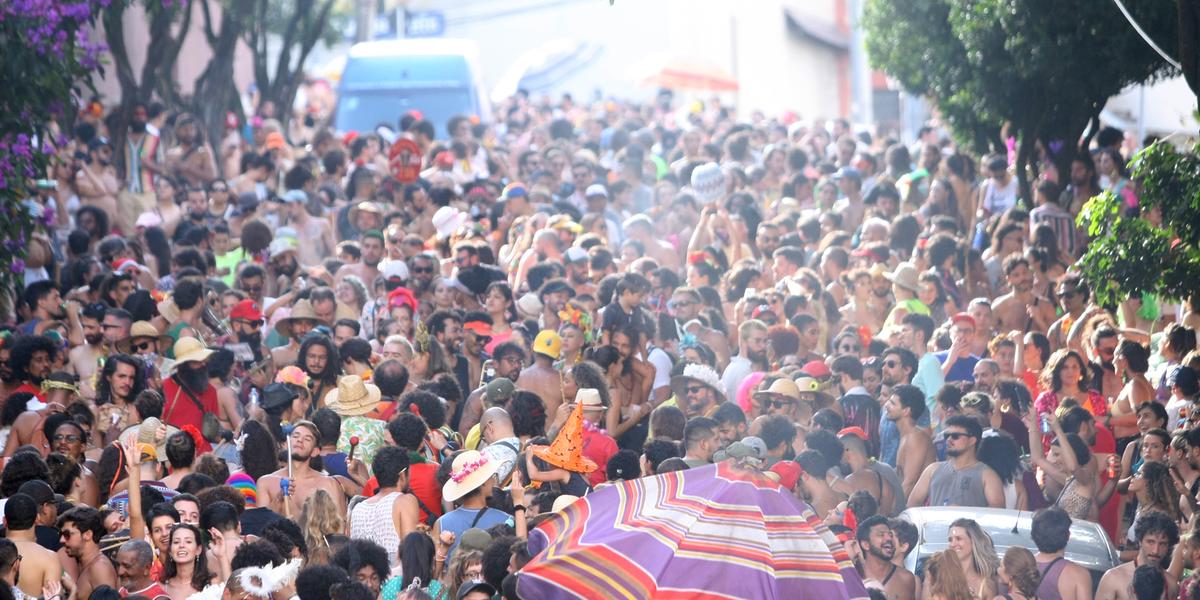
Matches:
[333,39,492,139]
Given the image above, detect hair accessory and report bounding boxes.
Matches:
[558,304,593,344]
[275,365,310,388]
[237,558,303,598]
[234,433,248,452]
[40,379,79,395]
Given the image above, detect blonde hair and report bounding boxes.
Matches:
[950,518,999,581]
[926,550,973,600]
[444,549,482,593]
[1001,547,1040,597]
[299,489,344,565]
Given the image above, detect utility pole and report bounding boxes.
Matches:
[355,0,376,42]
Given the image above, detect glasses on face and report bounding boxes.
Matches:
[945,432,971,441]
[211,187,228,194]
[667,299,695,310]
[686,385,705,394]
[234,319,264,328]
[242,284,263,294]
[133,342,152,352]
[53,434,81,442]
[883,360,900,369]
[413,266,434,274]
[840,344,861,353]
[770,399,796,409]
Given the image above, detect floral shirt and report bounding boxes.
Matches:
[1034,389,1108,419]
[336,416,388,469]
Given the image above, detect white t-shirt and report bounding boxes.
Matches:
[647,346,673,401]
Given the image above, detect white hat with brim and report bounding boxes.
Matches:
[323,375,382,418]
[269,238,298,260]
[442,450,500,503]
[432,206,468,240]
[575,388,605,411]
[669,363,725,403]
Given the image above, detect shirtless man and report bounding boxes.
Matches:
[57,506,117,600]
[517,331,565,424]
[1030,508,1095,600]
[4,494,62,599]
[163,114,218,187]
[1097,510,1177,600]
[885,385,936,497]
[335,232,384,293]
[992,256,1056,334]
[69,304,108,401]
[259,421,348,517]
[281,190,336,267]
[835,429,899,516]
[795,449,846,517]
[75,138,120,230]
[856,516,917,600]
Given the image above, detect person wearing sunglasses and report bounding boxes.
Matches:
[1047,272,1089,351]
[906,415,1005,509]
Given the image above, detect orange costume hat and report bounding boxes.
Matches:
[533,400,597,473]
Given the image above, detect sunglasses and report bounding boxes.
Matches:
[1057,289,1079,299]
[944,432,971,441]
[133,341,152,352]
[686,385,706,394]
[413,266,434,274]
[770,399,796,409]
[234,319,264,328]
[242,285,264,294]
[883,360,900,369]
[53,434,81,442]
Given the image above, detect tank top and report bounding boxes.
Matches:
[350,492,403,568]
[1036,557,1067,600]
[928,461,990,507]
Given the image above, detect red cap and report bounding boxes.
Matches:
[229,299,263,322]
[463,320,494,336]
[951,312,977,329]
[387,287,418,313]
[801,360,832,379]
[769,461,803,491]
[837,426,870,442]
[112,258,143,275]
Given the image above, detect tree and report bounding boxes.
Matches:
[0,0,105,314]
[1076,143,1200,309]
[863,0,1178,201]
[243,0,336,136]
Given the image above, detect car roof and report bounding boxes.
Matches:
[898,506,1119,572]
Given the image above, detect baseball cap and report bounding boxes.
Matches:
[564,246,589,264]
[379,259,409,281]
[769,460,803,491]
[800,360,832,379]
[502,182,527,199]
[533,330,562,360]
[485,378,515,405]
[833,167,862,184]
[456,581,497,600]
[17,480,57,506]
[837,426,870,442]
[229,299,263,322]
[281,189,307,204]
[585,183,608,198]
[950,313,977,329]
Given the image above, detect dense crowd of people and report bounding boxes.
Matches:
[4,85,1200,600]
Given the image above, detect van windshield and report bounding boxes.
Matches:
[334,88,474,138]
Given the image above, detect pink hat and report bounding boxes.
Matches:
[735,371,766,413]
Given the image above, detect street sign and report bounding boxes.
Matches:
[389,138,423,183]
[405,11,445,38]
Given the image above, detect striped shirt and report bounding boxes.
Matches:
[125,133,160,194]
[1030,202,1077,257]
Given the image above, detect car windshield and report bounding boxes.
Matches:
[334,88,473,138]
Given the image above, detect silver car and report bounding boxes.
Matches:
[896,506,1120,590]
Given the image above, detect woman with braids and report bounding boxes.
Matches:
[297,335,340,415]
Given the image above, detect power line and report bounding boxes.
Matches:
[1109,0,1181,69]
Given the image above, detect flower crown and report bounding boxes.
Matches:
[450,455,491,484]
[558,304,593,344]
[275,365,310,388]
[687,251,718,270]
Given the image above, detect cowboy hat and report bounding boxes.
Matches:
[274,299,327,338]
[324,375,382,418]
[793,376,833,405]
[884,262,920,294]
[669,363,725,403]
[116,321,173,354]
[533,400,598,474]
[442,450,501,502]
[172,337,214,365]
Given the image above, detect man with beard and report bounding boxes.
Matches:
[906,415,1004,509]
[457,343,526,438]
[834,427,904,517]
[563,247,596,297]
[163,112,217,187]
[7,335,56,401]
[1087,326,1122,405]
[173,185,211,242]
[855,515,916,600]
[228,299,267,364]
[721,320,768,403]
[537,278,574,332]
[668,287,730,369]
[271,300,324,369]
[267,241,303,297]
[18,281,67,336]
[1097,511,1178,600]
[428,310,470,395]
[335,230,384,293]
[993,255,1056,333]
[94,354,147,441]
[1060,152,1101,217]
[69,303,108,401]
[671,363,725,419]
[238,265,270,308]
[162,337,218,432]
[57,506,117,600]
[258,420,347,516]
[407,252,438,302]
[885,384,936,498]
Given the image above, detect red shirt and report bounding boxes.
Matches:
[582,428,618,488]
[10,382,44,402]
[162,378,218,431]
[121,581,170,600]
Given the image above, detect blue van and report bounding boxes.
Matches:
[333,39,492,139]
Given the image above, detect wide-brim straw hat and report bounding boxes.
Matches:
[274,299,327,338]
[324,375,382,418]
[442,450,501,502]
[116,321,173,354]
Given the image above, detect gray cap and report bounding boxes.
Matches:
[459,528,492,553]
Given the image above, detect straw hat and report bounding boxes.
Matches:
[551,494,580,513]
[575,388,605,412]
[669,363,725,403]
[348,201,384,226]
[268,238,298,260]
[156,297,181,323]
[119,417,178,461]
[533,400,598,474]
[442,450,501,502]
[172,337,214,365]
[116,321,172,354]
[753,377,802,404]
[274,299,326,338]
[885,262,920,293]
[324,375,381,418]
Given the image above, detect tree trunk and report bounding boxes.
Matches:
[193,0,249,153]
[1181,0,1200,102]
